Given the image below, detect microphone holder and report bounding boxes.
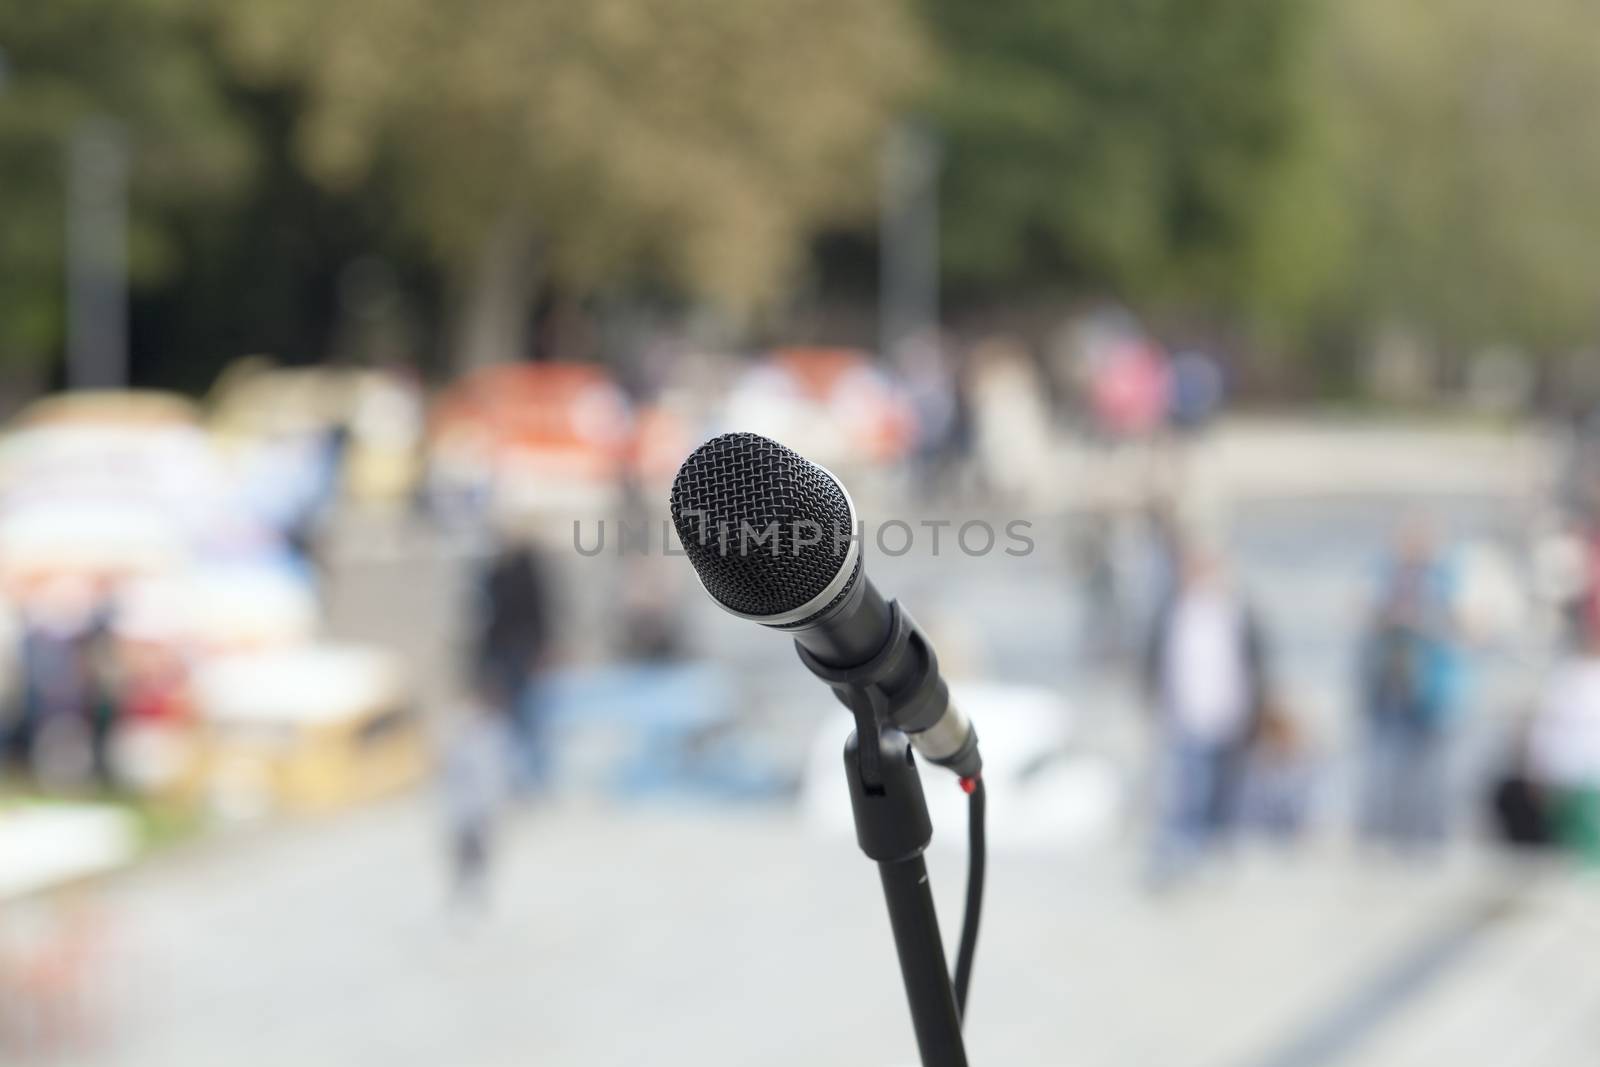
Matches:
[798,611,969,1067]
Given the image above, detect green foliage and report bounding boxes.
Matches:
[207,0,926,308]
[4,0,1599,383]
[924,0,1600,357]
[921,0,1324,316]
[1320,0,1600,352]
[0,0,253,368]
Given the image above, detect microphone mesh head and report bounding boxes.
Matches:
[670,432,855,618]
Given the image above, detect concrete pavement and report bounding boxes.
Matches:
[42,419,1594,1066]
[79,798,1599,1067]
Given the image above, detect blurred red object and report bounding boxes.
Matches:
[430,363,636,502]
[630,402,694,487]
[1090,340,1171,438]
[733,347,915,466]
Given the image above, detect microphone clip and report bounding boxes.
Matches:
[795,599,980,780]
[795,599,918,793]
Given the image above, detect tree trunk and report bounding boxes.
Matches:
[451,207,541,371]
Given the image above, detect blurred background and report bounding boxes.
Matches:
[2,1,1600,1064]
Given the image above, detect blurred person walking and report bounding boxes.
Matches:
[896,330,970,501]
[1087,334,1169,444]
[1357,520,1466,850]
[475,534,555,787]
[1072,511,1123,660]
[1527,623,1600,863]
[1489,719,1556,851]
[14,579,112,789]
[1161,350,1225,494]
[440,680,515,914]
[1166,350,1225,436]
[1076,501,1179,662]
[1528,512,1591,648]
[1143,543,1268,885]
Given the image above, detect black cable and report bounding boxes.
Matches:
[952,775,986,1021]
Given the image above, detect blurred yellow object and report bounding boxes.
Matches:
[343,434,417,507]
[207,358,425,509]
[14,390,199,429]
[187,646,426,817]
[208,359,349,437]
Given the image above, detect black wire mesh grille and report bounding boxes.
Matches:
[669,432,854,617]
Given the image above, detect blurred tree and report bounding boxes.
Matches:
[1321,0,1600,356]
[208,0,925,367]
[128,87,429,393]
[0,0,252,375]
[920,0,1330,318]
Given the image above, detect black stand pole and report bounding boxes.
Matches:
[844,720,968,1067]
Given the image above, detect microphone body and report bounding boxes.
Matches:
[790,569,980,778]
[669,432,981,778]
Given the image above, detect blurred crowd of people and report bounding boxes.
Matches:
[0,403,349,797]
[418,323,1600,900]
[422,311,1239,906]
[10,307,1600,917]
[1492,428,1600,863]
[1116,485,1600,888]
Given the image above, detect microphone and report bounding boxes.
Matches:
[669,431,981,778]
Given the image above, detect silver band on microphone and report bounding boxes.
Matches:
[906,702,972,763]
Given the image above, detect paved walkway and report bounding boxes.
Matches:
[37,419,1585,1066]
[76,800,1600,1067]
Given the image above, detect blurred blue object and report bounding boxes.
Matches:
[1168,350,1225,430]
[535,661,795,801]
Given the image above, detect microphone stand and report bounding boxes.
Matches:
[839,687,969,1067]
